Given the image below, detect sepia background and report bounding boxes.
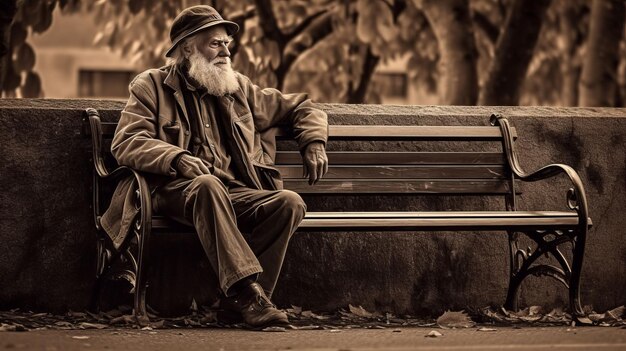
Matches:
[1,0,625,108]
[1,0,625,321]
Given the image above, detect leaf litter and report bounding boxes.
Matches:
[0,303,623,332]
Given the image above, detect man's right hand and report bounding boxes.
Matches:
[176,154,211,179]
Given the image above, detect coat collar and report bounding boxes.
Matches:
[163,65,191,127]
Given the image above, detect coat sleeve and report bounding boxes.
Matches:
[111,72,188,176]
[240,74,328,151]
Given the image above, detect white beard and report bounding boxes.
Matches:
[187,51,239,96]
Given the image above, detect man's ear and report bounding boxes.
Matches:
[181,41,194,58]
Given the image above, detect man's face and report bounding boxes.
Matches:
[185,25,239,96]
[190,26,232,63]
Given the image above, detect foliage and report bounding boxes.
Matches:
[1,0,624,106]
[0,0,82,98]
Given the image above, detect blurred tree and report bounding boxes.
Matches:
[421,0,478,105]
[579,0,625,107]
[3,0,624,107]
[0,0,18,96]
[558,1,586,106]
[480,0,552,105]
[0,0,82,98]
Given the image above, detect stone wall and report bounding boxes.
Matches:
[1,99,624,316]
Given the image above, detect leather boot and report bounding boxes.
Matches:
[218,282,289,328]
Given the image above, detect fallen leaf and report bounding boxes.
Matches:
[589,313,605,323]
[295,325,320,330]
[528,306,542,316]
[607,306,625,320]
[71,336,90,340]
[519,315,542,323]
[425,330,443,337]
[301,310,329,320]
[78,322,107,330]
[289,305,303,315]
[329,329,341,333]
[0,323,27,332]
[436,311,475,329]
[68,312,87,318]
[477,327,497,332]
[262,326,286,332]
[109,315,135,325]
[348,304,377,318]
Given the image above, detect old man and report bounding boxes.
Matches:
[102,5,328,328]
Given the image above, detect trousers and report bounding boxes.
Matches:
[153,174,306,297]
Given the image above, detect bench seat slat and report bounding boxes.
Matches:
[277,165,507,179]
[298,217,581,230]
[284,179,512,194]
[275,151,506,165]
[151,211,587,231]
[304,211,578,218]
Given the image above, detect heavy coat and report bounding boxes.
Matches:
[101,65,328,249]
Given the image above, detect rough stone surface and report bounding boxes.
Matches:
[0,99,624,316]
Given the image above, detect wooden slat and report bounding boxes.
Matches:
[279,125,515,140]
[277,165,507,179]
[98,122,517,140]
[304,211,578,218]
[275,151,506,165]
[100,122,117,136]
[299,213,581,230]
[284,179,511,194]
[152,211,588,231]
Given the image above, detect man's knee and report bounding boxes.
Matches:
[190,174,223,191]
[277,190,306,216]
[187,174,228,200]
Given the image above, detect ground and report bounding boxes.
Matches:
[1,326,626,351]
[1,306,625,350]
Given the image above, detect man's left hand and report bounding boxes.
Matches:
[302,141,328,185]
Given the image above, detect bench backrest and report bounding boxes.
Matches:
[89,119,516,197]
[275,125,515,195]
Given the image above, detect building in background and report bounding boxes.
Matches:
[31,10,139,100]
[30,9,435,104]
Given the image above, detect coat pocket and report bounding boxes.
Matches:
[162,122,181,136]
[253,161,283,190]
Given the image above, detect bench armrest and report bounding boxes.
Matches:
[84,108,153,237]
[491,114,590,228]
[85,108,116,178]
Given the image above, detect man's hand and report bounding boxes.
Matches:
[302,141,328,185]
[176,154,211,179]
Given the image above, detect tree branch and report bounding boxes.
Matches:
[0,0,18,58]
[347,46,380,103]
[480,0,552,105]
[379,0,407,21]
[391,0,407,22]
[285,9,328,42]
[275,11,335,89]
[230,5,256,24]
[282,11,334,69]
[472,10,499,44]
[253,0,284,42]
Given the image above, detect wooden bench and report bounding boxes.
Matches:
[83,108,591,324]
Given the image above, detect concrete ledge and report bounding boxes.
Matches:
[1,99,624,315]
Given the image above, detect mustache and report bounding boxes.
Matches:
[211,57,231,65]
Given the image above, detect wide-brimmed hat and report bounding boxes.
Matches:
[165,5,239,58]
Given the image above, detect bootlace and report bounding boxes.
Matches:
[256,294,276,309]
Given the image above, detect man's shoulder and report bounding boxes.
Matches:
[234,71,253,88]
[130,66,172,88]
